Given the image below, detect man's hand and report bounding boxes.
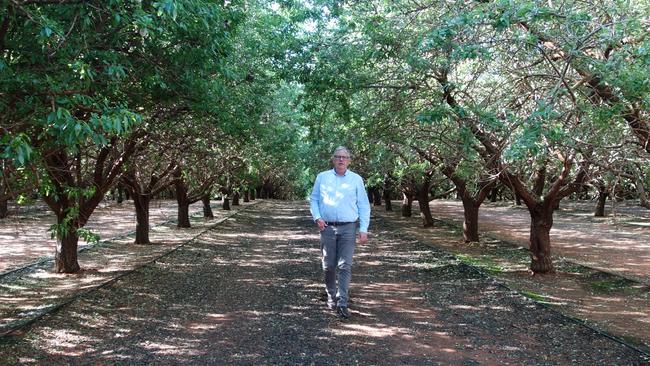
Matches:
[315,218,327,231]
[358,232,368,244]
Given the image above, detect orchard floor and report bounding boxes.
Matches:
[0,200,648,365]
[375,199,650,356]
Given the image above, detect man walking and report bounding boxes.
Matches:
[310,146,370,319]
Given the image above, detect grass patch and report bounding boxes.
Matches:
[520,290,548,303]
[588,278,639,294]
[585,272,642,294]
[456,254,503,275]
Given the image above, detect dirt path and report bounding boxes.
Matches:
[0,201,646,365]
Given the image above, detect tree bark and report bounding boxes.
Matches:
[0,198,7,219]
[222,197,231,210]
[372,188,382,206]
[417,178,434,227]
[117,185,124,204]
[383,189,392,211]
[529,206,555,273]
[232,191,240,206]
[243,190,250,203]
[174,183,191,228]
[595,189,608,217]
[54,228,81,273]
[461,199,480,242]
[250,188,256,201]
[177,199,191,228]
[635,177,650,209]
[133,194,151,244]
[401,193,413,217]
[202,193,214,218]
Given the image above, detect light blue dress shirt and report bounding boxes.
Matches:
[310,169,371,233]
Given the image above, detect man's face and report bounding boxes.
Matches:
[332,151,351,172]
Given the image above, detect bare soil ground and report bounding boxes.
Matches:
[374,199,650,355]
[0,200,647,365]
[0,200,211,274]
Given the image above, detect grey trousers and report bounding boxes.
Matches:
[320,223,356,308]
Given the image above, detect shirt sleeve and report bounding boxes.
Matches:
[357,176,371,233]
[309,173,322,222]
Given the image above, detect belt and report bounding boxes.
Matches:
[326,221,355,226]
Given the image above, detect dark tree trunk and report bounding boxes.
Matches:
[177,199,191,228]
[174,172,192,228]
[417,180,434,227]
[372,188,382,206]
[55,227,81,273]
[490,186,499,202]
[250,189,256,201]
[367,189,374,205]
[528,206,555,274]
[222,197,231,210]
[202,193,214,218]
[515,192,522,206]
[401,193,413,217]
[383,189,392,211]
[0,198,7,219]
[117,185,124,204]
[133,194,151,244]
[383,175,393,211]
[243,190,250,203]
[232,191,240,206]
[595,190,608,217]
[461,199,480,242]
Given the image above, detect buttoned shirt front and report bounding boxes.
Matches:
[309,169,371,233]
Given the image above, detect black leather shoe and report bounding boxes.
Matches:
[337,306,350,319]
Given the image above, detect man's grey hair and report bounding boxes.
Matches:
[332,146,351,158]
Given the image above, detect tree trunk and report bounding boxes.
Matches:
[243,190,250,203]
[250,189,256,201]
[174,174,191,228]
[368,189,374,205]
[0,198,7,219]
[383,189,392,211]
[595,190,608,217]
[202,193,214,218]
[133,194,151,244]
[117,185,124,204]
[417,182,434,227]
[222,197,231,210]
[177,200,191,228]
[490,186,499,202]
[461,199,480,242]
[528,206,555,274]
[54,229,81,273]
[401,193,412,217]
[373,188,382,206]
[232,191,240,206]
[635,177,650,209]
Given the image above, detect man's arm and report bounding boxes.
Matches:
[357,176,371,244]
[309,173,322,222]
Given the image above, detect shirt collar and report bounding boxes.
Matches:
[332,168,348,177]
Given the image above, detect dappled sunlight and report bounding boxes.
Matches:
[331,323,406,337]
[428,199,650,284]
[0,200,647,364]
